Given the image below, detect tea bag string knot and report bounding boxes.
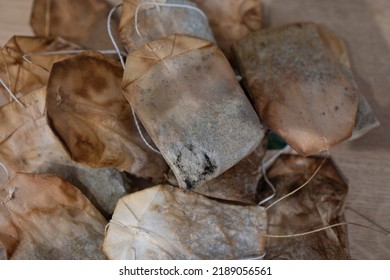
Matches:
[134,1,208,39]
[108,4,161,154]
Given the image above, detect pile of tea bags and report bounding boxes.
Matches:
[0,0,379,260]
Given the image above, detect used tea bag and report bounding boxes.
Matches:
[46,51,167,180]
[103,184,267,260]
[191,0,262,61]
[234,22,361,156]
[0,87,132,216]
[0,36,80,102]
[168,137,268,203]
[0,173,107,260]
[257,154,349,259]
[122,34,264,190]
[119,0,215,52]
[30,0,119,50]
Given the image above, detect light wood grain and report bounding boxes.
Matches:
[1,0,389,259]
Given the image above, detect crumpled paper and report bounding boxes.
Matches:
[234,22,362,156]
[0,173,107,260]
[122,34,264,190]
[257,154,350,259]
[103,184,268,259]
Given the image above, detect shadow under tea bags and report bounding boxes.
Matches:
[122,34,264,190]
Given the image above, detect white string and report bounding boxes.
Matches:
[134,1,208,38]
[239,252,266,260]
[0,78,26,107]
[107,4,126,69]
[130,105,161,153]
[107,3,161,154]
[0,161,10,181]
[22,50,127,63]
[258,145,291,206]
[265,141,329,212]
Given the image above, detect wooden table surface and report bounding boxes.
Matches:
[1,0,389,259]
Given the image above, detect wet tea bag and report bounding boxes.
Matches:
[168,137,268,203]
[234,22,362,156]
[0,87,140,216]
[257,154,349,259]
[122,34,264,190]
[0,36,80,102]
[46,51,167,180]
[191,0,262,61]
[0,173,107,260]
[119,0,215,52]
[103,184,267,260]
[30,0,119,50]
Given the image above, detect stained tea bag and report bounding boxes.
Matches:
[46,51,167,180]
[122,34,264,190]
[234,23,362,156]
[103,184,267,260]
[30,0,119,50]
[0,87,142,216]
[168,137,268,203]
[0,173,107,260]
[191,0,262,61]
[119,0,215,52]
[0,36,80,102]
[257,154,350,259]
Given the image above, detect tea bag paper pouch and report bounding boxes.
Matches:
[233,23,362,156]
[120,0,215,52]
[0,173,107,260]
[103,185,268,260]
[122,34,264,190]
